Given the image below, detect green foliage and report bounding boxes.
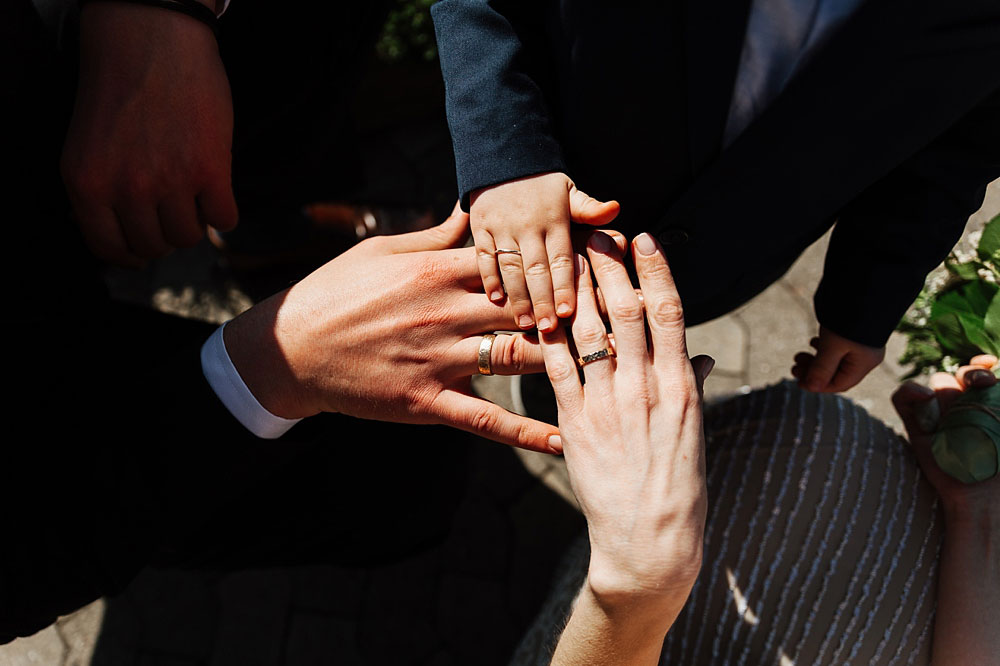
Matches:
[898,214,1000,378]
[376,0,438,64]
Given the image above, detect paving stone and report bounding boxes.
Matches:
[470,375,516,414]
[359,551,440,663]
[291,566,367,617]
[778,230,831,310]
[57,600,105,666]
[507,483,586,627]
[438,498,510,578]
[735,285,815,390]
[703,372,753,403]
[687,315,748,375]
[210,570,291,666]
[283,613,361,666]
[966,179,1000,231]
[0,625,66,666]
[436,575,519,666]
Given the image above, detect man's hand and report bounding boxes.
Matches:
[223,204,561,453]
[541,232,712,664]
[61,1,237,267]
[792,325,885,393]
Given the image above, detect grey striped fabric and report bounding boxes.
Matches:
[511,382,941,665]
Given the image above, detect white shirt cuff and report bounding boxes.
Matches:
[201,323,302,439]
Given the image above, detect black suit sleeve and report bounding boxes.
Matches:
[814,88,1000,348]
[432,0,566,207]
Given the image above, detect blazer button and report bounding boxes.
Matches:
[658,228,690,246]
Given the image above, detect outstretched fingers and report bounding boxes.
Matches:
[431,389,561,453]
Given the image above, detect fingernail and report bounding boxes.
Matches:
[548,435,562,452]
[556,303,571,317]
[490,290,504,302]
[575,254,587,276]
[967,369,994,386]
[700,357,716,381]
[634,232,657,256]
[518,314,534,328]
[538,317,552,331]
[589,232,612,253]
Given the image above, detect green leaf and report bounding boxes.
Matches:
[956,311,1000,357]
[932,312,977,356]
[986,290,1000,341]
[946,260,982,281]
[978,214,1000,261]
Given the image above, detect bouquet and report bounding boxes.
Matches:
[898,213,1000,482]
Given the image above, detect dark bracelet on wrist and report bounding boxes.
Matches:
[78,0,220,38]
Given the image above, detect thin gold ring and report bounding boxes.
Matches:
[478,333,497,375]
[577,347,615,367]
[494,249,521,256]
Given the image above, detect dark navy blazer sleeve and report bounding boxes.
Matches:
[814,89,1000,348]
[432,0,566,207]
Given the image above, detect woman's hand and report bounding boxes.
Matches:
[541,231,712,664]
[892,354,1000,518]
[892,355,999,666]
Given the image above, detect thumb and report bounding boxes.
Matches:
[383,201,471,254]
[568,184,620,226]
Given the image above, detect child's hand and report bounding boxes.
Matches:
[470,172,619,332]
[791,326,885,393]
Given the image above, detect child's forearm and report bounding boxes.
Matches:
[932,504,999,665]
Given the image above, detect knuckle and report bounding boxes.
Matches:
[546,359,578,384]
[573,322,608,347]
[123,172,155,201]
[523,260,551,278]
[496,336,527,373]
[609,298,644,324]
[548,253,575,273]
[648,296,685,326]
[469,404,499,434]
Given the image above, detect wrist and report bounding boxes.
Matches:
[223,292,319,421]
[943,497,998,534]
[582,576,682,640]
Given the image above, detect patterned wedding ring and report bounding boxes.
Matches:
[577,347,615,367]
[478,333,497,375]
[494,249,522,256]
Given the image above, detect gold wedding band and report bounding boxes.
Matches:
[577,348,615,367]
[478,333,497,375]
[494,249,521,256]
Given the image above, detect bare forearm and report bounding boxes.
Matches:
[932,506,1000,665]
[552,580,688,666]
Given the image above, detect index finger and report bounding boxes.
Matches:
[632,233,689,367]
